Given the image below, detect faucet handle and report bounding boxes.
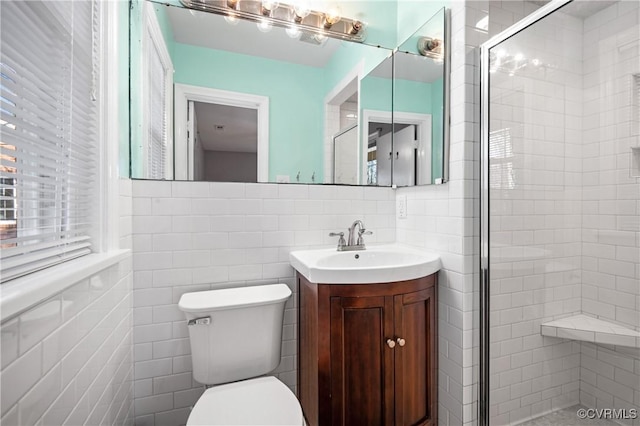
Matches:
[357,229,372,245]
[329,232,346,249]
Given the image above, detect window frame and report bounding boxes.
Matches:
[0,0,125,321]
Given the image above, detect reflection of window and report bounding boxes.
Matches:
[142,2,174,179]
[367,149,377,185]
[489,128,514,189]
[1,1,100,282]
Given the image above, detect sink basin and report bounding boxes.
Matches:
[289,244,441,284]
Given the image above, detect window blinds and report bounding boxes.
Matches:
[148,41,168,179]
[0,0,100,282]
[142,2,173,180]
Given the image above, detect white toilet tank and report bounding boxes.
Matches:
[178,284,292,385]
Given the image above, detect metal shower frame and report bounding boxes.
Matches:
[478,0,574,424]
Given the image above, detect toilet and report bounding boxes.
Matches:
[178,284,304,425]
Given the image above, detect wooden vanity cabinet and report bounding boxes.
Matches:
[297,274,437,426]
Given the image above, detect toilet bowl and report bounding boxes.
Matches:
[187,376,303,425]
[178,284,304,425]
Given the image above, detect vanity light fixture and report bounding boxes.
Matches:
[180,0,366,42]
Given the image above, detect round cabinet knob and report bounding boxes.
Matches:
[396,338,406,347]
[386,339,396,348]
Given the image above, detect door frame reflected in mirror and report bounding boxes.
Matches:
[361,110,431,186]
[174,84,269,181]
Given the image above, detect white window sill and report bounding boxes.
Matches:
[0,249,130,322]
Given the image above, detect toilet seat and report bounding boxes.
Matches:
[187,376,304,425]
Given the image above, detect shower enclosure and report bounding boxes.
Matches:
[480,1,639,425]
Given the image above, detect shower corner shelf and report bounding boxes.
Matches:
[541,314,640,348]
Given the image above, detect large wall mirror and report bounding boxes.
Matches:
[129,0,449,186]
[394,7,449,185]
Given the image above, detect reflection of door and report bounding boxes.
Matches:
[393,125,416,187]
[188,101,207,181]
[174,85,269,181]
[187,101,195,179]
[333,125,358,184]
[376,131,392,186]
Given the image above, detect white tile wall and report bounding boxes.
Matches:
[579,4,640,424]
[0,180,134,426]
[488,8,585,424]
[131,180,395,426]
[0,259,133,426]
[484,1,640,425]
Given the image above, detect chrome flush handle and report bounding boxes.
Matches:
[188,316,211,326]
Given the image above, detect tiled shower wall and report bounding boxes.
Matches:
[0,179,134,426]
[579,2,640,422]
[130,180,395,426]
[488,8,585,423]
[485,1,640,425]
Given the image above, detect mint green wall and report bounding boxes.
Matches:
[172,44,326,183]
[360,75,393,114]
[395,78,432,114]
[430,77,443,179]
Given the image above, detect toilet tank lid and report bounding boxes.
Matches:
[178,284,292,313]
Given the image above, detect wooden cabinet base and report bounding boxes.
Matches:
[297,274,438,426]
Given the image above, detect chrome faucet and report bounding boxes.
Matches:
[329,220,372,251]
[347,220,365,246]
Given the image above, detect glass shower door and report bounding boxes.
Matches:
[481,1,640,425]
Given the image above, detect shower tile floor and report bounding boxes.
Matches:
[518,405,618,426]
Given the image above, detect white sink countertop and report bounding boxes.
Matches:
[289,244,442,284]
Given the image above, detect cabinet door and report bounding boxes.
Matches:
[330,295,395,426]
[394,287,437,426]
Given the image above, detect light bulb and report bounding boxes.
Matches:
[323,6,341,28]
[261,0,279,15]
[293,1,310,22]
[257,18,273,32]
[286,24,301,38]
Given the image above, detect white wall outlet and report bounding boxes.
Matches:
[397,194,408,219]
